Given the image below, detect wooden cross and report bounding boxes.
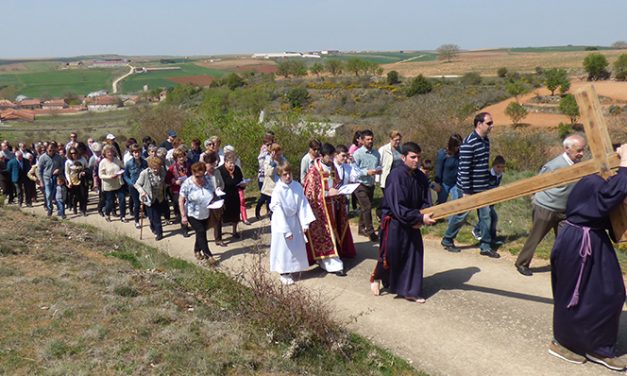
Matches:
[421,85,627,242]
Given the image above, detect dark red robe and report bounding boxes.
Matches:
[303,159,356,264]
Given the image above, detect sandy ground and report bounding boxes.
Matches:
[21,200,627,376]
[485,80,627,127]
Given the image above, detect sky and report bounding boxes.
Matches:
[2,0,625,58]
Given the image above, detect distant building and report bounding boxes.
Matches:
[252,51,319,59]
[85,95,121,111]
[89,59,129,68]
[320,50,339,55]
[0,109,35,122]
[0,99,16,110]
[17,98,42,110]
[41,99,67,110]
[86,90,108,98]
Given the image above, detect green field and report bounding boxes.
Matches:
[0,64,124,98]
[502,45,614,53]
[120,63,227,93]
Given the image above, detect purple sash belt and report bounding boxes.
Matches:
[564,220,600,308]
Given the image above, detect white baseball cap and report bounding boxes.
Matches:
[106,133,115,140]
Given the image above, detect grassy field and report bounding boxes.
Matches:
[0,207,422,375]
[0,109,133,144]
[503,45,614,53]
[0,66,124,98]
[119,63,227,94]
[324,52,437,64]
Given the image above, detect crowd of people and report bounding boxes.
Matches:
[2,112,627,371]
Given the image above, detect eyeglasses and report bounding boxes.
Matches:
[485,121,494,126]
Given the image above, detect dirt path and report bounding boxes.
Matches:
[22,202,626,376]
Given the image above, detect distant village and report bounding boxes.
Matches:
[0,89,167,123]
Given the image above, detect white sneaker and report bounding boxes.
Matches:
[472,228,482,240]
[279,274,294,285]
[135,221,141,229]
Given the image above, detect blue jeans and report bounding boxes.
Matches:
[56,199,65,217]
[442,186,492,251]
[128,185,141,223]
[437,182,461,204]
[473,205,498,242]
[104,189,126,218]
[44,177,57,212]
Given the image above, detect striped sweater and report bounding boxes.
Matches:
[456,130,490,194]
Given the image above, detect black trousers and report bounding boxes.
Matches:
[146,200,167,237]
[188,216,212,256]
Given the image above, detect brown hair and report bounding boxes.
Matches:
[270,143,282,153]
[172,147,186,160]
[130,144,141,153]
[224,151,237,163]
[147,156,162,169]
[202,151,218,165]
[277,161,292,175]
[191,162,207,174]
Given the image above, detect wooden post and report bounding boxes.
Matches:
[420,85,626,242]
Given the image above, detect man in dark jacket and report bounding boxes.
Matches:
[6,150,32,207]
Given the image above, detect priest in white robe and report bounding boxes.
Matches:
[270,161,316,285]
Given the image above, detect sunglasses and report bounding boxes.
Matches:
[193,174,204,178]
[485,121,494,126]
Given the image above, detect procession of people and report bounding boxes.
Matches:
[2,114,627,372]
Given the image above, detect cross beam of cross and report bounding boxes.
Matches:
[421,85,626,243]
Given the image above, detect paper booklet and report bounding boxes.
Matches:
[337,183,360,195]
[208,199,224,209]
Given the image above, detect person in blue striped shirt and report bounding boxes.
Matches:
[441,112,500,258]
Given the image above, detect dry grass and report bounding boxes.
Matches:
[0,207,422,375]
[384,49,627,77]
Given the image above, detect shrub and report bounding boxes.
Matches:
[505,102,528,126]
[557,122,573,139]
[309,62,324,77]
[286,87,310,108]
[324,59,343,76]
[608,105,623,116]
[406,75,433,97]
[613,53,627,81]
[461,72,482,85]
[491,128,555,171]
[497,67,508,78]
[505,79,528,98]
[544,68,570,95]
[559,94,580,124]
[225,73,245,90]
[387,70,400,85]
[583,53,610,80]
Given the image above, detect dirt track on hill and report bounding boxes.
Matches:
[22,201,627,376]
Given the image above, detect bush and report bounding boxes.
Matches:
[505,102,528,126]
[608,105,623,116]
[286,87,310,108]
[461,72,482,85]
[497,67,508,78]
[557,122,573,139]
[613,53,627,81]
[583,53,610,80]
[559,94,580,124]
[505,79,528,98]
[387,70,400,85]
[225,73,245,90]
[544,68,570,95]
[491,128,555,171]
[406,75,433,97]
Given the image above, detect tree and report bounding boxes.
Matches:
[437,44,460,62]
[583,53,610,81]
[497,67,508,78]
[559,94,580,124]
[225,73,245,90]
[613,53,627,81]
[505,79,528,99]
[346,58,366,76]
[286,87,310,108]
[544,68,570,95]
[324,59,343,76]
[505,102,528,126]
[406,75,433,97]
[290,60,308,77]
[387,70,400,85]
[310,62,324,78]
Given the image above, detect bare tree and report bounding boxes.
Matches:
[437,44,461,62]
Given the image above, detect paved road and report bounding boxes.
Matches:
[23,202,627,376]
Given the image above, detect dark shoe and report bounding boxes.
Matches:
[548,340,586,365]
[47,209,53,217]
[81,211,87,217]
[155,234,163,241]
[215,240,227,247]
[480,249,500,258]
[441,240,460,253]
[73,208,78,215]
[585,352,626,371]
[516,264,533,276]
[242,220,251,225]
[369,232,379,242]
[232,232,241,239]
[98,210,105,217]
[335,270,347,277]
[182,229,190,238]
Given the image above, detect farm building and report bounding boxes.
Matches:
[0,99,16,110]
[42,99,68,110]
[17,99,42,110]
[85,95,121,111]
[0,109,35,122]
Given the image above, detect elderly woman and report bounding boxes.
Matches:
[202,152,226,247]
[135,157,168,240]
[98,144,127,222]
[166,147,191,237]
[124,144,148,228]
[179,162,218,264]
[65,146,89,216]
[216,151,244,243]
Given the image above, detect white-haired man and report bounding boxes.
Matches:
[515,134,587,276]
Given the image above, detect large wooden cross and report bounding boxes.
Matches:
[421,85,627,242]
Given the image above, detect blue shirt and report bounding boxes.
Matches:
[434,148,459,186]
[353,146,381,187]
[456,130,490,194]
